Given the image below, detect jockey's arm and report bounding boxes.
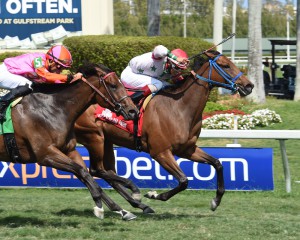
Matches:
[35,67,69,83]
[35,67,82,84]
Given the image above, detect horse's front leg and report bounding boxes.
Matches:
[98,170,155,214]
[144,149,188,201]
[66,149,137,220]
[38,146,136,221]
[89,140,155,214]
[184,146,225,211]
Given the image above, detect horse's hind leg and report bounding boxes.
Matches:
[183,147,225,211]
[144,149,189,201]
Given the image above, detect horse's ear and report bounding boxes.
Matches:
[95,67,104,77]
[203,51,215,59]
[205,50,221,59]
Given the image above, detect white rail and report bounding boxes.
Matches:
[200,130,300,193]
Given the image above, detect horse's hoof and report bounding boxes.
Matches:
[132,193,142,201]
[123,211,137,221]
[210,199,218,211]
[144,190,158,199]
[143,206,155,214]
[116,210,137,221]
[93,206,104,219]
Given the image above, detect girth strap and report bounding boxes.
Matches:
[4,133,23,163]
[133,117,142,152]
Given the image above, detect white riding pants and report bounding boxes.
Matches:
[0,63,32,89]
[121,66,167,93]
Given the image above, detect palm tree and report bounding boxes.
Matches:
[294,0,300,101]
[147,0,160,36]
[247,0,266,103]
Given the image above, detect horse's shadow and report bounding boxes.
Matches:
[56,207,216,220]
[0,208,217,227]
[138,212,215,220]
[56,208,93,217]
[0,208,92,228]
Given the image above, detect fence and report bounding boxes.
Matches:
[200,130,300,193]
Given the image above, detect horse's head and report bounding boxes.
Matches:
[192,51,254,96]
[78,63,138,120]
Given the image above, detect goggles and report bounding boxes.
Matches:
[168,58,189,70]
[47,52,73,67]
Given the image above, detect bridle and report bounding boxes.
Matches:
[80,71,129,113]
[191,53,243,94]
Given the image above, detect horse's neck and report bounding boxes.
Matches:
[32,80,94,123]
[177,75,211,118]
[61,81,94,120]
[161,76,210,129]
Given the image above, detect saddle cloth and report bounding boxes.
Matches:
[94,95,152,136]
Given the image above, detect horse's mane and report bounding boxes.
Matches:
[191,50,220,71]
[77,62,113,78]
[32,80,75,94]
[32,62,109,94]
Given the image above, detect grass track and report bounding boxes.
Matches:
[0,97,299,240]
[0,188,299,240]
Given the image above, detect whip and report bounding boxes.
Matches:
[189,33,236,60]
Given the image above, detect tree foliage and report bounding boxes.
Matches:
[113,0,296,38]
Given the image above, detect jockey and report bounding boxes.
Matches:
[0,45,83,121]
[121,45,189,103]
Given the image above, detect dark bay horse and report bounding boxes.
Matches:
[0,63,139,220]
[74,51,254,214]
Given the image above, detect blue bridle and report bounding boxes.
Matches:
[193,54,243,94]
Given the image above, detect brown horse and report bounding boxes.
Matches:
[0,63,139,220]
[74,51,254,214]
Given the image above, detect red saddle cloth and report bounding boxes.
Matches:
[94,105,144,136]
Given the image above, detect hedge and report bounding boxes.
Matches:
[0,35,219,101]
[63,35,212,74]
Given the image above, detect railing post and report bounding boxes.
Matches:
[279,139,291,193]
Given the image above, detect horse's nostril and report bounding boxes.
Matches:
[246,84,254,93]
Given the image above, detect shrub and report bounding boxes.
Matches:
[63,35,212,75]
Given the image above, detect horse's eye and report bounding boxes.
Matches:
[224,65,230,69]
[110,84,117,90]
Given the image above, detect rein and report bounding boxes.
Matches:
[80,72,129,113]
[191,54,242,94]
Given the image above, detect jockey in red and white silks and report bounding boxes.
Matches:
[121,45,189,102]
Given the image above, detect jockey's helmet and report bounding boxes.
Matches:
[168,49,189,70]
[46,45,73,68]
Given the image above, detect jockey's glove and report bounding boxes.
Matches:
[66,74,73,83]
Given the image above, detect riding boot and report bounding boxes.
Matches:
[131,85,152,104]
[0,84,33,121]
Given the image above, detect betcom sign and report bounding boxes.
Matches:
[0,147,274,191]
[0,0,81,39]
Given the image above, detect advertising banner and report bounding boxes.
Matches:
[0,0,82,39]
[0,147,274,191]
